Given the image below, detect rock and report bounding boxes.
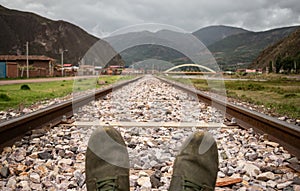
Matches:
[35,165,48,176]
[15,154,25,162]
[30,133,44,139]
[150,171,163,188]
[282,153,291,160]
[70,146,78,153]
[243,163,260,177]
[257,172,275,181]
[3,147,12,153]
[266,180,277,188]
[6,177,17,189]
[29,172,40,183]
[18,180,31,191]
[278,116,286,121]
[30,182,43,190]
[38,151,53,160]
[15,164,28,174]
[265,141,279,147]
[0,166,10,178]
[137,176,152,190]
[245,152,258,161]
[68,181,78,189]
[218,171,226,178]
[294,185,300,191]
[74,170,85,187]
[221,151,228,160]
[277,181,293,189]
[287,157,299,164]
[58,149,65,157]
[293,177,300,185]
[58,158,73,166]
[138,171,149,178]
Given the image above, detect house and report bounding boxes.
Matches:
[0,55,56,78]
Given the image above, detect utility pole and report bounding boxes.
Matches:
[26,41,29,78]
[61,50,64,77]
[60,49,68,77]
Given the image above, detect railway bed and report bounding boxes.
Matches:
[0,75,299,190]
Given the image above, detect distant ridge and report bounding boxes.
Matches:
[0,5,123,66]
[192,25,249,46]
[251,28,300,72]
[206,26,299,69]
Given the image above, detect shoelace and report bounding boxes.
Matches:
[183,179,212,191]
[96,177,118,191]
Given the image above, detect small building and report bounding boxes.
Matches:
[100,65,124,75]
[236,68,263,74]
[0,55,56,78]
[78,65,96,75]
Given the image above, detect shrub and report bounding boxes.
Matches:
[20,84,31,90]
[284,93,297,98]
[0,93,11,101]
[246,83,264,91]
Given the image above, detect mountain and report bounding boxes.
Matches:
[207,26,299,69]
[0,5,123,66]
[251,28,300,73]
[104,30,206,67]
[119,44,190,66]
[192,25,249,46]
[106,25,299,70]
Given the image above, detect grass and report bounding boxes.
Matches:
[166,75,300,119]
[0,75,134,111]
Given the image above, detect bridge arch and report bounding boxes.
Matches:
[164,64,216,73]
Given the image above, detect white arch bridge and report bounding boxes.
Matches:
[163,64,216,73]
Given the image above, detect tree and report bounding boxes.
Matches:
[275,56,282,73]
[269,61,273,73]
[282,57,294,73]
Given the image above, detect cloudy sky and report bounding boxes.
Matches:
[0,0,300,37]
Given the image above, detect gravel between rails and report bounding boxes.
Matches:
[0,76,299,191]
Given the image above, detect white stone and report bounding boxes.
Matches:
[243,163,260,177]
[265,141,279,147]
[218,171,226,178]
[58,158,73,165]
[257,172,275,181]
[18,181,31,191]
[30,182,43,190]
[266,180,277,188]
[139,171,149,177]
[137,176,151,190]
[277,181,293,189]
[29,172,41,183]
[6,177,17,189]
[294,185,300,191]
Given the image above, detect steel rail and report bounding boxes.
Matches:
[0,76,142,151]
[157,76,300,158]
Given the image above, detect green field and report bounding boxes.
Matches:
[0,75,134,111]
[167,75,300,119]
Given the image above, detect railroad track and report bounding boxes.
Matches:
[0,76,299,191]
[157,76,300,158]
[0,76,142,151]
[0,75,299,159]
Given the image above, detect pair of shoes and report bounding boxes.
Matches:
[85,127,218,191]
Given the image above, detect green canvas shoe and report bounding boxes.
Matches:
[169,131,219,191]
[85,127,130,191]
